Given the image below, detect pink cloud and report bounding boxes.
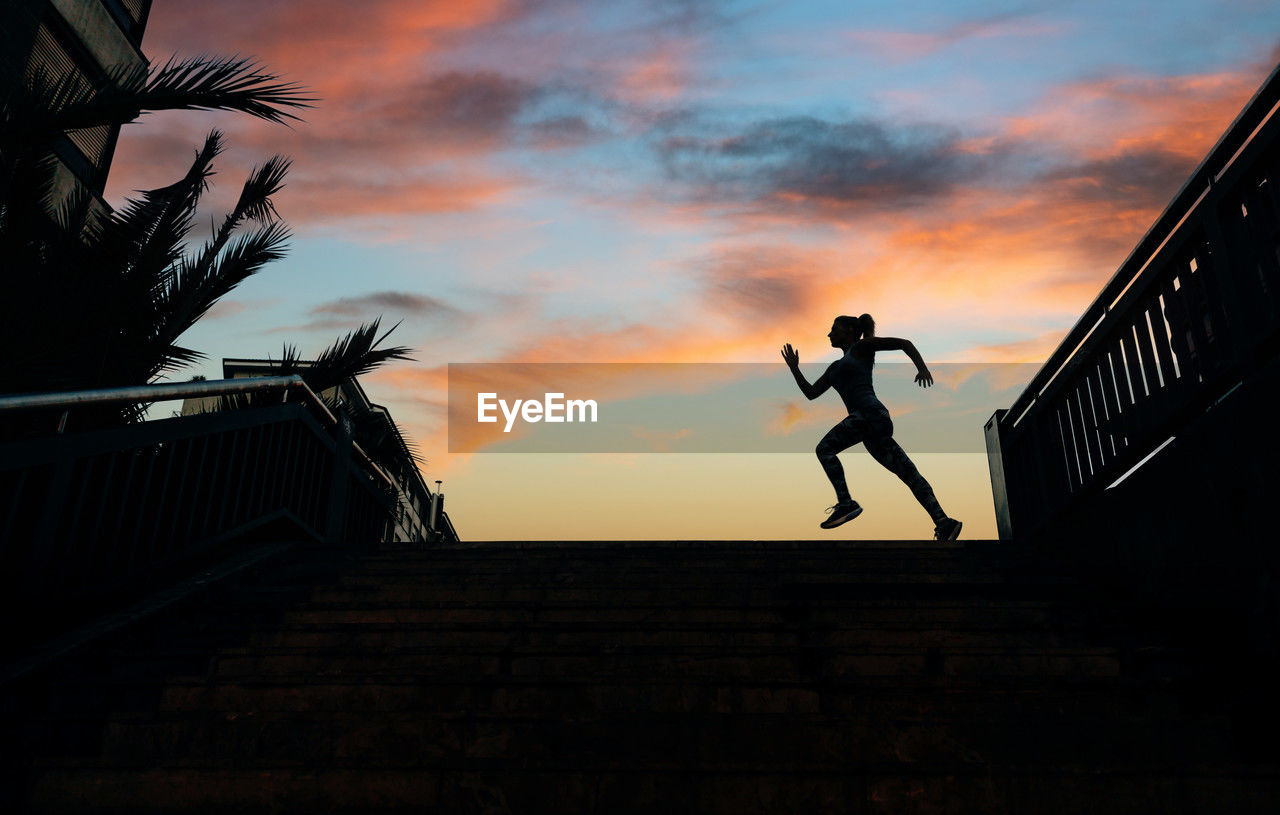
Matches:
[845,18,1068,63]
[616,42,694,103]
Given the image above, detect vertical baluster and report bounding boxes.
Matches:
[311,436,325,532]
[248,424,268,523]
[310,438,325,532]
[1160,274,1194,384]
[169,434,204,545]
[1243,180,1280,309]
[216,429,241,534]
[232,425,260,526]
[1182,247,1217,373]
[82,452,119,588]
[278,424,293,516]
[298,436,314,531]
[269,421,288,514]
[58,457,94,595]
[160,438,195,559]
[1146,294,1178,393]
[1074,379,1103,481]
[251,424,271,517]
[1220,193,1264,333]
[199,431,226,539]
[259,422,280,517]
[1086,363,1115,463]
[1105,340,1134,452]
[1059,400,1083,491]
[1119,327,1147,421]
[258,423,275,517]
[140,443,177,576]
[1095,349,1122,458]
[182,434,212,545]
[288,426,302,517]
[1133,304,1163,397]
[125,445,159,575]
[104,451,140,579]
[1256,171,1280,315]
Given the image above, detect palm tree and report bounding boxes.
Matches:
[217,319,420,481]
[2,54,424,478]
[1,55,312,430]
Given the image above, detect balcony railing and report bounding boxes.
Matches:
[0,375,455,637]
[985,62,1280,541]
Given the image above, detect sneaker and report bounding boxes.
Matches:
[934,518,963,541]
[820,501,863,529]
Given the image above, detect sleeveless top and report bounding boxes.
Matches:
[825,345,889,418]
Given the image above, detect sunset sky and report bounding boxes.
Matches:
[109,0,1280,540]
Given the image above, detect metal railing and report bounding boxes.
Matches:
[0,375,451,618]
[985,62,1280,541]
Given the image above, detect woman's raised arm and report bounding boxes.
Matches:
[858,337,933,387]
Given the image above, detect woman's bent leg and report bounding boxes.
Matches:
[864,435,947,523]
[816,417,864,505]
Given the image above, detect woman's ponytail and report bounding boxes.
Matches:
[835,313,876,340]
[857,313,875,339]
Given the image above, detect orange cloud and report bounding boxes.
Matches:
[279,174,514,220]
[106,1,531,220]
[1004,71,1258,162]
[766,399,845,436]
[144,0,513,90]
[962,331,1069,364]
[617,42,693,103]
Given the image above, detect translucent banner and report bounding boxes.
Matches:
[447,363,1038,453]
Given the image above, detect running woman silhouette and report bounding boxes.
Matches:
[782,314,962,540]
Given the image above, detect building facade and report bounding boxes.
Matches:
[1,0,153,210]
[183,359,458,544]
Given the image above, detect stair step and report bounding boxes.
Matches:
[2,539,1258,814]
[60,709,1230,768]
[150,679,1182,715]
[242,627,1095,649]
[276,604,1086,626]
[24,765,1280,815]
[200,647,1121,681]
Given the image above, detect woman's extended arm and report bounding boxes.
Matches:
[781,344,832,400]
[856,337,933,387]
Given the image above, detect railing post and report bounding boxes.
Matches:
[984,410,1014,541]
[429,488,443,539]
[324,413,354,545]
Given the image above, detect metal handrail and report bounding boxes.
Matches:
[1003,60,1280,428]
[0,376,465,540]
[0,375,305,413]
[0,375,398,492]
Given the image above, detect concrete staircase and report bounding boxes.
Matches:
[3,540,1278,813]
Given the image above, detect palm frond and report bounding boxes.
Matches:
[150,343,206,379]
[99,131,223,289]
[304,319,415,396]
[42,56,313,133]
[0,47,310,427]
[183,153,290,281]
[234,154,291,223]
[384,412,425,470]
[158,219,291,349]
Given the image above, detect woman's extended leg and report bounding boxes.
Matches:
[815,416,865,506]
[863,434,948,524]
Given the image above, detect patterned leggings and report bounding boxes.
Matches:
[815,412,947,523]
